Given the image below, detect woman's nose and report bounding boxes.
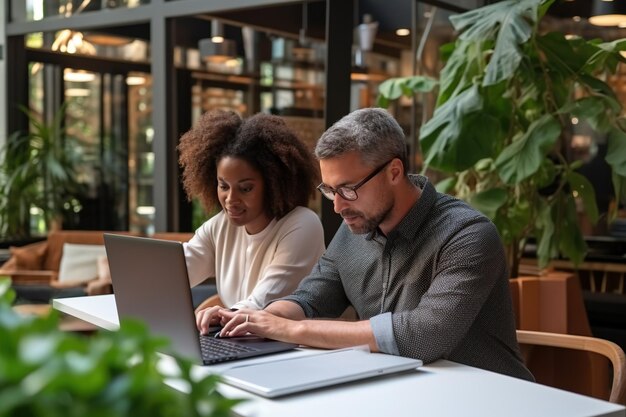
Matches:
[226,189,239,202]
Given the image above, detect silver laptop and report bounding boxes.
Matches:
[220,347,423,397]
[103,233,298,365]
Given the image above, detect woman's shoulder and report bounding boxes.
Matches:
[271,207,323,239]
[280,206,322,226]
[195,211,228,235]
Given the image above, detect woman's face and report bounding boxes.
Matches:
[216,156,271,234]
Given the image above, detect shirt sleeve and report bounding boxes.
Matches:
[183,219,217,288]
[391,219,508,363]
[279,225,353,318]
[232,209,325,310]
[370,312,399,355]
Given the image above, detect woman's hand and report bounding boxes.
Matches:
[196,305,231,335]
[217,308,297,343]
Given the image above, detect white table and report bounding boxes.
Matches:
[54,295,626,417]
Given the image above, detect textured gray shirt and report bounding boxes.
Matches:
[280,175,534,381]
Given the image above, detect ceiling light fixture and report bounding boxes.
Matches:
[293,2,314,60]
[83,32,133,46]
[126,75,146,85]
[199,20,237,63]
[354,14,379,68]
[65,88,91,97]
[51,30,96,55]
[64,69,96,82]
[589,0,626,26]
[396,28,410,37]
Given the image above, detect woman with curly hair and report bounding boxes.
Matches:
[178,110,325,332]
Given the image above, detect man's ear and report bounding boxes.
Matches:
[389,158,404,183]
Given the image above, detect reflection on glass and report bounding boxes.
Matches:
[128,73,154,235]
[11,0,150,22]
[64,69,102,230]
[25,29,149,63]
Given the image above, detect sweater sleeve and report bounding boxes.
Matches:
[183,217,217,288]
[232,208,325,310]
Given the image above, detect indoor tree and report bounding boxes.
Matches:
[0,104,83,240]
[378,0,626,277]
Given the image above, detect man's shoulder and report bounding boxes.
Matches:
[434,191,489,224]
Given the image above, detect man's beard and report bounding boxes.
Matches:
[341,203,392,235]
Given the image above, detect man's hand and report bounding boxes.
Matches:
[217,307,379,353]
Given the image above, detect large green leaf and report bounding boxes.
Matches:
[377,76,437,108]
[435,176,456,194]
[606,126,626,177]
[566,171,599,224]
[437,41,483,106]
[537,32,587,76]
[495,114,561,184]
[421,93,502,172]
[536,193,586,268]
[449,0,541,86]
[577,74,620,104]
[535,200,556,268]
[559,96,620,134]
[611,172,626,221]
[493,198,531,245]
[534,158,557,190]
[469,188,507,219]
[558,195,587,266]
[587,39,626,73]
[420,84,482,171]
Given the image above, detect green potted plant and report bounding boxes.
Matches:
[0,278,241,416]
[378,0,626,277]
[0,104,84,240]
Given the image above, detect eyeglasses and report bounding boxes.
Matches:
[317,159,392,201]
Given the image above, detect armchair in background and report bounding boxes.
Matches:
[509,273,615,403]
[517,329,626,405]
[1,230,217,307]
[0,231,141,298]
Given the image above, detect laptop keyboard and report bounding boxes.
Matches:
[199,335,260,364]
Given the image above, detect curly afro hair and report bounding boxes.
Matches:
[178,110,319,219]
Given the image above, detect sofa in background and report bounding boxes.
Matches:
[0,231,216,306]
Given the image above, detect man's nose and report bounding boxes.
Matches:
[333,194,348,213]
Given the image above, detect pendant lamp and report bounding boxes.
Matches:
[199,20,237,63]
[589,0,626,26]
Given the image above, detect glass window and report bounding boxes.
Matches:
[11,0,150,23]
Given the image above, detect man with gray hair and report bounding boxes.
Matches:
[214,108,533,381]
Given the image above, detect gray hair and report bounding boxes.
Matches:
[315,108,408,170]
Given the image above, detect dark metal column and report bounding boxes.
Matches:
[322,0,354,246]
[6,36,28,135]
[151,13,180,232]
[175,67,193,232]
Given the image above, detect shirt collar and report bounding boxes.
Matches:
[367,174,436,242]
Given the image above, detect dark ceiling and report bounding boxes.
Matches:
[90,0,624,59]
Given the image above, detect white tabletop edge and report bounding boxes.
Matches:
[53,294,120,331]
[52,295,626,417]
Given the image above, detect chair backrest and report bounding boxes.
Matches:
[150,232,194,243]
[517,329,626,405]
[509,273,615,400]
[44,231,109,272]
[44,231,142,273]
[509,272,591,335]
